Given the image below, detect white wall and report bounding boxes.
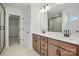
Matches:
[16,4,48,49]
[40,12,48,32]
[29,4,48,49]
[62,4,79,34]
[5,4,48,49]
[30,4,41,49]
[62,11,69,32]
[31,5,41,33]
[22,5,31,48]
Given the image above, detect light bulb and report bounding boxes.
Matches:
[45,5,50,11]
[40,7,45,13]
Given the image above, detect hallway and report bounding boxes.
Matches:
[9,37,19,46]
[1,43,40,56]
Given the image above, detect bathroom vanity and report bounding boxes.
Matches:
[33,4,79,56]
[33,32,79,56]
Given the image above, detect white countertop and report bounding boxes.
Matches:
[33,32,79,45]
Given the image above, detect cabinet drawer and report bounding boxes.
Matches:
[48,38,59,46]
[36,35,40,39]
[59,48,76,56]
[33,34,40,39]
[41,49,47,56]
[41,36,47,42]
[58,41,77,54]
[48,38,77,54]
[41,40,47,51]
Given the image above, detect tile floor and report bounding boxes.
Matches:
[1,37,40,56]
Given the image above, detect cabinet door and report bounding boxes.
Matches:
[33,37,37,50]
[48,44,59,56]
[37,38,41,53]
[59,48,76,56]
[33,35,41,53]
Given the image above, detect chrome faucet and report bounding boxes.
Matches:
[64,30,70,37]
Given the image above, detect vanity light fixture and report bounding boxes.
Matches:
[45,5,50,12]
[40,4,50,13]
[40,7,45,13]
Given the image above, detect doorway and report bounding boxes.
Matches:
[9,15,20,46]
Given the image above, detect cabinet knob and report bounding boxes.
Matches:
[35,40,37,42]
[57,49,60,56]
[42,53,46,56]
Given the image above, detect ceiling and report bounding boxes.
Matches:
[47,3,79,19]
[3,3,59,10]
[4,3,79,19]
[3,3,30,9]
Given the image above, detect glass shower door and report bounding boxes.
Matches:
[0,4,5,53]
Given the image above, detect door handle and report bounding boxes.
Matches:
[27,32,29,33]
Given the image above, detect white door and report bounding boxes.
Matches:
[22,16,30,47]
[22,9,31,47]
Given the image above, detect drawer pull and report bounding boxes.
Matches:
[42,38,47,42]
[42,53,45,55]
[57,50,60,56]
[35,40,37,42]
[42,52,47,56]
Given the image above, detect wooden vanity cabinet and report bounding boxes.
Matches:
[41,49,47,56]
[48,44,59,56]
[33,36,37,50]
[48,44,76,56]
[33,34,41,54]
[59,48,76,56]
[33,34,79,56]
[41,36,48,56]
[48,38,77,56]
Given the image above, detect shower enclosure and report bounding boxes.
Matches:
[0,4,5,54]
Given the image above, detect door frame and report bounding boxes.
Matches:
[9,15,21,45]
[5,13,22,48]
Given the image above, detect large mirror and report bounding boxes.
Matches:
[47,4,63,32]
[47,3,79,34]
[48,11,62,32]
